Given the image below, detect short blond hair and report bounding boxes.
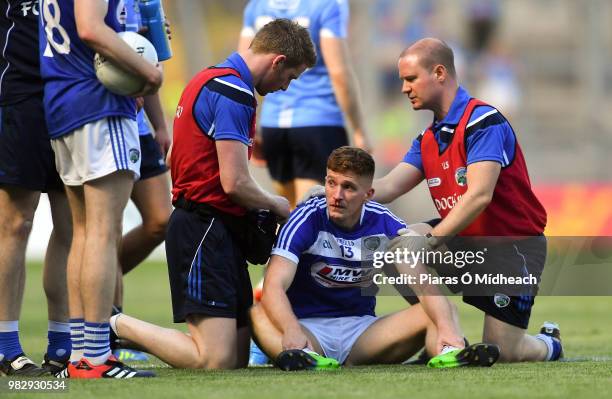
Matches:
[327,147,375,180]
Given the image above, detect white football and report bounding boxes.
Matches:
[94,31,158,96]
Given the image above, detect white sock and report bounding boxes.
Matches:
[109,314,121,337]
[535,334,554,361]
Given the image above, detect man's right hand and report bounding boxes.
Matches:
[133,64,163,97]
[271,195,290,221]
[282,326,311,351]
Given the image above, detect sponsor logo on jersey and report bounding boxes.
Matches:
[311,262,374,288]
[434,193,463,211]
[427,177,442,187]
[494,293,510,308]
[20,0,39,17]
[455,167,467,186]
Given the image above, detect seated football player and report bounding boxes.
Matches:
[250,146,499,370]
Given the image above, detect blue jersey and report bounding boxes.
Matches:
[39,0,136,139]
[272,197,406,319]
[242,0,348,128]
[403,86,516,173]
[124,0,150,136]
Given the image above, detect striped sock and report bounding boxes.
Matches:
[69,318,85,363]
[0,321,23,362]
[84,322,111,366]
[47,321,71,361]
[535,334,562,361]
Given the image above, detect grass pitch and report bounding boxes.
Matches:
[8,261,612,399]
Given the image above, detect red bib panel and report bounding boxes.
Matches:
[420,98,546,236]
[171,67,257,216]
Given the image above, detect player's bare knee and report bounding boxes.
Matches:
[249,304,266,333]
[143,217,168,244]
[195,350,236,370]
[1,212,34,240]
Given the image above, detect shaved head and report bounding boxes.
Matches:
[399,38,456,78]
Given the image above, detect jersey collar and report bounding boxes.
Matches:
[220,52,255,94]
[431,86,471,131]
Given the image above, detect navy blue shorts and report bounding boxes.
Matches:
[404,219,547,329]
[0,96,62,191]
[165,207,253,327]
[261,126,348,183]
[139,134,167,180]
[458,236,546,329]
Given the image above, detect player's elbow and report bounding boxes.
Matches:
[328,69,349,89]
[76,23,103,48]
[220,173,241,198]
[472,190,494,209]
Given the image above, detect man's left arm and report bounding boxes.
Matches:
[431,161,501,239]
[143,91,171,156]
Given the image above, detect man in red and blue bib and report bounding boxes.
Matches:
[375,38,562,363]
[109,19,316,370]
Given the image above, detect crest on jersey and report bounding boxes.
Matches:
[363,236,381,251]
[311,262,373,288]
[129,148,140,163]
[455,167,467,186]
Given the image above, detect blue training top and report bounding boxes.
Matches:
[192,52,256,146]
[272,197,406,319]
[242,0,348,128]
[39,0,136,139]
[403,86,517,172]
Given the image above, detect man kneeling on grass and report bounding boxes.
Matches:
[251,146,499,370]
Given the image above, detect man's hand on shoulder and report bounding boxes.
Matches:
[298,185,325,206]
[270,195,290,222]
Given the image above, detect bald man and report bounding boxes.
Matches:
[375,38,562,363]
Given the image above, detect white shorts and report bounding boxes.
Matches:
[299,315,378,364]
[51,116,141,186]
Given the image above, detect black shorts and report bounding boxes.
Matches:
[139,134,167,180]
[0,96,62,191]
[165,207,253,327]
[456,236,546,329]
[261,126,348,183]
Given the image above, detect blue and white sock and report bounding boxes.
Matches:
[69,318,85,364]
[535,333,562,361]
[0,321,23,362]
[84,322,111,366]
[47,321,71,361]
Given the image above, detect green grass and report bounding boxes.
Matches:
[8,261,612,399]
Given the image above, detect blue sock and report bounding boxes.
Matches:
[69,318,85,363]
[0,321,24,361]
[47,321,71,361]
[84,321,111,366]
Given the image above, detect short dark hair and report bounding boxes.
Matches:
[250,19,316,68]
[327,146,375,180]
